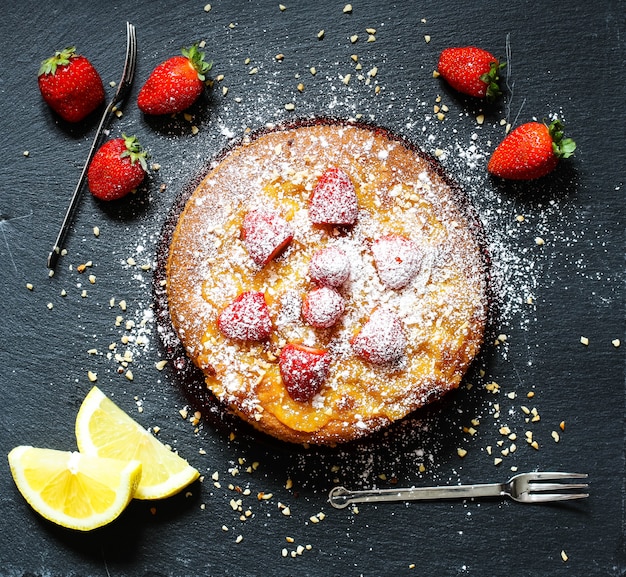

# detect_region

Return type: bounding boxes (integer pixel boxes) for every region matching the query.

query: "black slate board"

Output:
[0,1,624,576]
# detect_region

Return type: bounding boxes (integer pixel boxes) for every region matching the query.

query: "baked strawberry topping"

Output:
[217,291,272,341]
[241,209,294,266]
[372,234,422,289]
[351,307,407,365]
[302,286,345,328]
[279,343,331,402]
[308,246,351,287]
[309,167,358,225]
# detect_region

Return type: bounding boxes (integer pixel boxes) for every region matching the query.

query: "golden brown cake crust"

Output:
[166,120,488,445]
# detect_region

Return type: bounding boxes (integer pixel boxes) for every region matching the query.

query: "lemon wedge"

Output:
[8,446,141,531]
[75,386,200,500]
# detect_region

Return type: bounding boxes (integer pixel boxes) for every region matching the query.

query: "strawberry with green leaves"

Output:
[38,46,105,122]
[137,45,212,115]
[487,119,576,180]
[87,135,148,200]
[437,46,505,101]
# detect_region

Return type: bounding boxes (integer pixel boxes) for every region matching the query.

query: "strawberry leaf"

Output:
[479,60,506,102]
[38,46,76,76]
[120,134,149,171]
[548,119,576,159]
[181,44,213,81]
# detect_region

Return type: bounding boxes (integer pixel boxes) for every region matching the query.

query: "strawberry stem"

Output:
[479,60,506,102]
[121,134,149,171]
[548,119,576,159]
[39,46,76,76]
[181,44,213,81]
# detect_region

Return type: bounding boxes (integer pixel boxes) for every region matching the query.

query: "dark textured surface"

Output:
[0,0,624,576]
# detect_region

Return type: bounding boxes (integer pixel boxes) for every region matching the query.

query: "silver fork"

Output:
[47,22,138,270]
[328,472,589,509]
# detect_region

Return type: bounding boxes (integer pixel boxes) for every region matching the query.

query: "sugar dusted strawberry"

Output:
[87,134,148,201]
[38,46,105,122]
[302,286,345,328]
[487,119,576,180]
[309,167,358,226]
[137,44,212,115]
[351,308,406,365]
[279,343,331,402]
[437,46,504,101]
[242,209,294,266]
[372,234,421,289]
[217,291,272,341]
[308,246,351,287]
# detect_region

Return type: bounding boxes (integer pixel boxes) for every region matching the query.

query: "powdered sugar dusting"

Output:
[165,121,488,444]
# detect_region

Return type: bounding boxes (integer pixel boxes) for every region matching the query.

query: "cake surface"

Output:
[166,120,488,445]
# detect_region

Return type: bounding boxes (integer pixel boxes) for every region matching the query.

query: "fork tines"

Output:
[528,472,589,502]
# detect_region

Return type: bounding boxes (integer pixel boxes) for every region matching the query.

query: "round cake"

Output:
[165,120,488,445]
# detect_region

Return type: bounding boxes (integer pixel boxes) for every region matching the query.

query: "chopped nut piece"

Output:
[457,448,467,458]
[204,3,212,11]
[284,102,295,111]
[87,371,97,382]
[26,283,33,291]
[93,226,100,237]
[424,35,431,43]
[350,34,359,43]
[535,236,545,246]
[561,550,568,562]
[612,339,621,347]
[317,30,325,40]
[343,4,352,13]
[580,336,589,346]
[156,360,168,371]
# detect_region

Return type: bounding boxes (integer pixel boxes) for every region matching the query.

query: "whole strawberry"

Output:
[487,119,576,180]
[87,135,148,200]
[137,44,212,115]
[38,46,105,122]
[437,46,504,101]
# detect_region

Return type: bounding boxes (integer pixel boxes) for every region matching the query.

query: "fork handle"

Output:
[328,482,505,509]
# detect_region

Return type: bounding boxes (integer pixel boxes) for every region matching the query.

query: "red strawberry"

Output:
[302,286,345,328]
[437,46,504,100]
[38,46,105,122]
[308,246,351,287]
[137,44,212,115]
[372,234,422,290]
[217,291,273,341]
[309,167,358,226]
[351,308,406,365]
[279,343,331,402]
[87,134,148,201]
[241,209,294,266]
[487,119,576,180]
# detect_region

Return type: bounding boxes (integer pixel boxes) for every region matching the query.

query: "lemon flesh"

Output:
[8,446,141,531]
[75,386,200,500]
